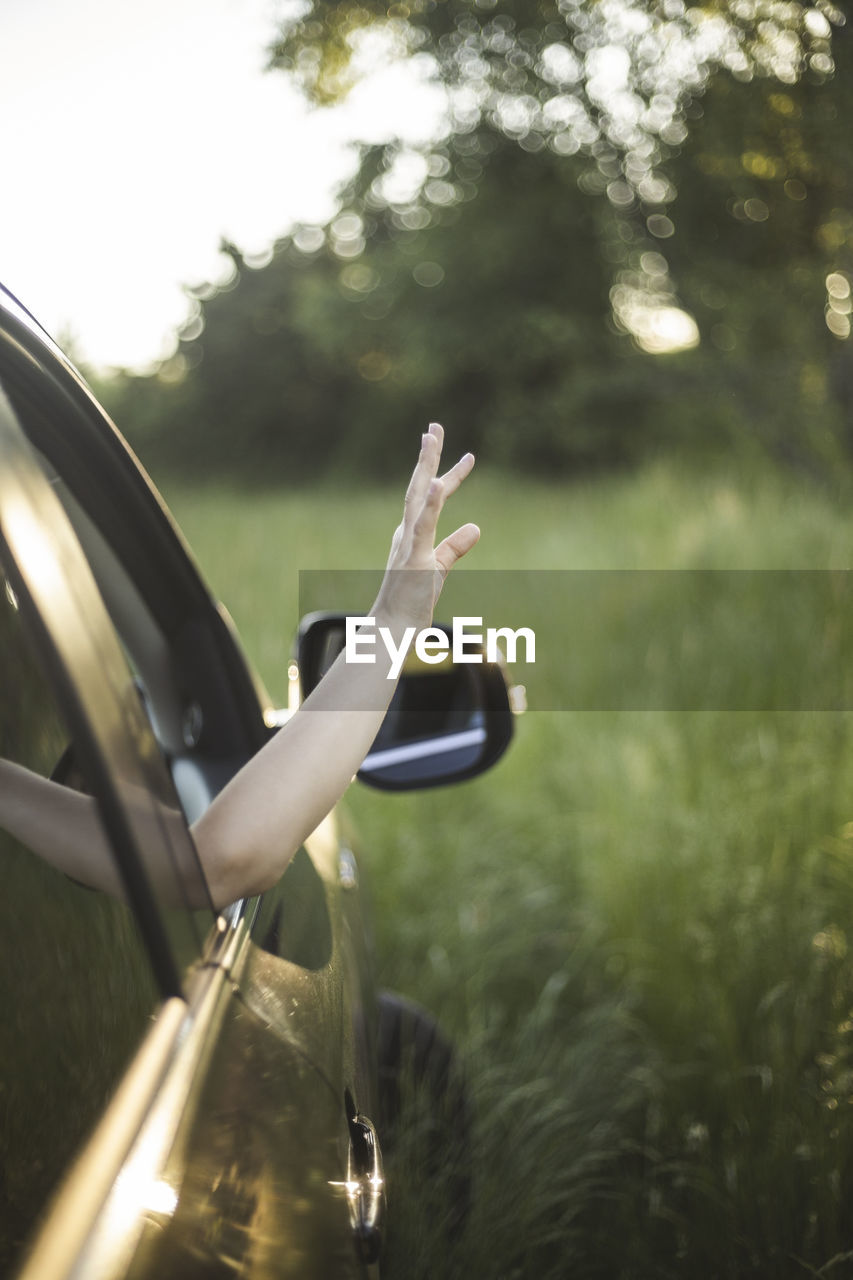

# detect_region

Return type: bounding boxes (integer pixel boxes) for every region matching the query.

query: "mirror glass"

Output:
[298,616,493,789]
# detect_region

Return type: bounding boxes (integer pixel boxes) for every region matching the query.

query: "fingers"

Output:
[411,476,445,553]
[435,522,481,578]
[403,422,443,520]
[406,423,476,562]
[438,450,475,500]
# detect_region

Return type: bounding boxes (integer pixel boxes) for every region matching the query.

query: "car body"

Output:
[0,286,513,1279]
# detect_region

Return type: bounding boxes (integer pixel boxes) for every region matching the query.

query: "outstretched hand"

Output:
[373,422,480,634]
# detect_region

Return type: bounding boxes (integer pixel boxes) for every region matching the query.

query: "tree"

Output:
[105,0,853,483]
[264,0,852,473]
[658,13,853,471]
[109,141,664,480]
[268,0,842,238]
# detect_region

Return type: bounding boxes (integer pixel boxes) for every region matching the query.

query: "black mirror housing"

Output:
[296,612,514,791]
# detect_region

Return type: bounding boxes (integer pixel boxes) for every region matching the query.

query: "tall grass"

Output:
[164,462,853,1277]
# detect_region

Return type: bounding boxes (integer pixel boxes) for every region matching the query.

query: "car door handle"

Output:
[347,1113,385,1264]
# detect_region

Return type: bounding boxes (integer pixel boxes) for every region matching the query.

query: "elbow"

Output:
[190,803,305,912]
[195,836,297,913]
[206,867,285,914]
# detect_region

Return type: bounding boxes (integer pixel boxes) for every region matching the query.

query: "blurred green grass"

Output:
[164,462,853,1277]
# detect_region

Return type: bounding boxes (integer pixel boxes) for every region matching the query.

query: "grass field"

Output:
[164,462,853,1278]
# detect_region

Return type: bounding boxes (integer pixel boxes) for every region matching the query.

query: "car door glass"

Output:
[0,570,160,1278]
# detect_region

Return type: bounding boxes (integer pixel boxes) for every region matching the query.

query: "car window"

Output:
[0,362,248,917]
[43,469,216,805]
[0,565,160,1277]
[0,345,269,906]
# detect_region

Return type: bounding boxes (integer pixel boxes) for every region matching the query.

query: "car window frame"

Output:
[0,379,211,991]
[0,284,284,897]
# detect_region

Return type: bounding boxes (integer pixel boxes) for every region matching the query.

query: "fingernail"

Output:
[428,422,442,435]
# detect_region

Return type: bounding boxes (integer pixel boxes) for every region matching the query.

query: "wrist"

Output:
[371,566,435,638]
[369,599,417,643]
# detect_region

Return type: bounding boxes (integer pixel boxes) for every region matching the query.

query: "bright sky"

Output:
[1,0,446,370]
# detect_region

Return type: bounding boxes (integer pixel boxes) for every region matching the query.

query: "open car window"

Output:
[0,381,216,961]
[0,321,271,893]
[38,466,214,810]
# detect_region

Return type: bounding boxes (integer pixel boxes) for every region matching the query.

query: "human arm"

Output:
[0,756,126,897]
[192,422,480,907]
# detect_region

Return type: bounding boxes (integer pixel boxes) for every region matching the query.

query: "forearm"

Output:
[191,613,405,906]
[0,642,402,911]
[0,758,214,908]
[0,758,126,898]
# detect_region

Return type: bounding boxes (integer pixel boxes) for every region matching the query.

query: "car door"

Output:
[0,293,382,1277]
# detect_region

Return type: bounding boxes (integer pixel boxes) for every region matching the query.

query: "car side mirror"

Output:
[296,612,515,791]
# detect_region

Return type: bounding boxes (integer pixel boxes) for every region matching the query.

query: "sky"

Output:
[1,0,446,370]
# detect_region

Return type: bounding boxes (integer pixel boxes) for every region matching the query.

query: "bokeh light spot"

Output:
[293,226,326,254]
[826,310,850,340]
[744,198,770,222]
[826,273,850,300]
[647,214,675,239]
[412,261,445,287]
[632,306,699,354]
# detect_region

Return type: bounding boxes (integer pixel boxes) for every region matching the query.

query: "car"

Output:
[0,285,514,1279]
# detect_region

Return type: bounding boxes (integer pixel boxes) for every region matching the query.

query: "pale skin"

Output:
[0,424,479,910]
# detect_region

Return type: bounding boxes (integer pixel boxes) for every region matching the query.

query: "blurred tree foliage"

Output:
[103,0,853,483]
